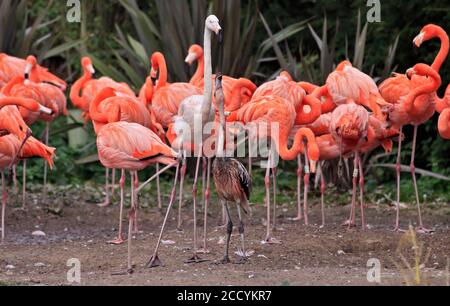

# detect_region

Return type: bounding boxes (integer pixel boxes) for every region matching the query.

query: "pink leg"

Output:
[345,153,358,228]
[248,136,253,175]
[1,171,6,244]
[98,168,110,207]
[199,158,211,253]
[201,157,207,209]
[320,162,326,228]
[22,160,27,209]
[394,127,404,232]
[293,155,303,221]
[146,164,180,268]
[42,122,49,202]
[186,148,206,263]
[410,126,431,233]
[132,172,139,234]
[358,155,366,230]
[156,163,162,211]
[177,155,187,231]
[303,151,310,226]
[126,171,137,274]
[111,168,116,198]
[264,152,280,244]
[108,169,125,245]
[12,165,17,195]
[272,167,277,230]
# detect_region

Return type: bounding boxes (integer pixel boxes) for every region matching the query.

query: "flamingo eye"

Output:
[19,126,23,132]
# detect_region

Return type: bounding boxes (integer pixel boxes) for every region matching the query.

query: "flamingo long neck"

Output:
[191,53,204,85]
[0,97,39,111]
[406,68,442,113]
[1,76,23,95]
[275,127,312,161]
[296,95,322,125]
[143,77,154,106]
[89,90,112,123]
[70,67,92,111]
[435,84,450,113]
[431,28,449,72]
[201,28,213,124]
[228,79,256,111]
[154,53,168,90]
[438,109,450,139]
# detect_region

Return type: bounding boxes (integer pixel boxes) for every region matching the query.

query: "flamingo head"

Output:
[150,52,164,79]
[82,57,95,74]
[206,15,221,35]
[413,24,443,47]
[185,44,203,65]
[336,60,352,71]
[24,55,37,78]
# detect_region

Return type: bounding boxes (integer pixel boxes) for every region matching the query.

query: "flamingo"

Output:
[89,87,159,241]
[435,84,450,140]
[0,97,52,244]
[1,76,67,200]
[380,62,444,233]
[0,54,66,90]
[185,44,257,113]
[212,74,252,264]
[169,15,221,262]
[96,117,178,274]
[330,103,370,229]
[230,94,319,241]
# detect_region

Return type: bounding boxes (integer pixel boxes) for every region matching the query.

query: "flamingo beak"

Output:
[310,160,317,174]
[150,68,157,79]
[24,63,32,78]
[87,64,95,74]
[413,32,425,47]
[214,25,222,35]
[406,68,415,79]
[184,52,197,65]
[38,104,53,115]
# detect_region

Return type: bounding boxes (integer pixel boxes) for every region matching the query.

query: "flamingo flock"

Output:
[0,16,448,273]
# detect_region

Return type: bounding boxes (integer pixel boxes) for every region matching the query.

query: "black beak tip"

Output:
[218,30,223,43]
[24,73,29,79]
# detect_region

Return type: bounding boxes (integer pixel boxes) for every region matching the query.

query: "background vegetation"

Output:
[1,0,449,202]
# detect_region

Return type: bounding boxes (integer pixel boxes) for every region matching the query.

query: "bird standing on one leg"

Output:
[212,74,252,264]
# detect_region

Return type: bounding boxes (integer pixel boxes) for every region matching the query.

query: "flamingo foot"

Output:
[107,237,125,245]
[392,227,406,233]
[290,215,302,222]
[146,255,163,268]
[342,219,356,228]
[185,254,209,264]
[112,265,135,275]
[416,227,434,234]
[97,201,110,208]
[261,237,281,245]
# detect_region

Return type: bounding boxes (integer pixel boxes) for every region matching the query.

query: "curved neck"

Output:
[0,97,40,112]
[153,53,168,90]
[276,128,315,161]
[143,77,154,106]
[201,28,213,123]
[228,79,256,111]
[406,69,442,113]
[431,29,449,72]
[70,68,92,110]
[298,81,318,94]
[190,54,204,85]
[296,95,322,125]
[438,109,450,139]
[1,76,23,95]
[435,84,450,113]
[89,89,114,123]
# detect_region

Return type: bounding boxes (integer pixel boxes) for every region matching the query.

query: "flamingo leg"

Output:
[42,122,49,202]
[394,127,404,232]
[303,150,310,226]
[156,163,162,211]
[320,162,326,228]
[12,165,17,195]
[236,204,248,263]
[410,126,431,233]
[186,147,207,263]
[1,171,6,244]
[264,151,280,244]
[200,158,211,253]
[201,157,206,209]
[346,153,359,229]
[248,136,252,174]
[126,171,137,274]
[108,169,125,245]
[132,172,139,234]
[272,166,277,230]
[22,160,27,210]
[293,155,303,221]
[358,153,366,230]
[218,202,232,264]
[146,164,180,268]
[98,168,110,207]
[177,152,187,231]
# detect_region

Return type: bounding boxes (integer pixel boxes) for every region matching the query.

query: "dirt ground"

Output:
[0,184,449,286]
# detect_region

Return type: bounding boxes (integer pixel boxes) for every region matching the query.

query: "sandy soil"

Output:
[0,184,449,286]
